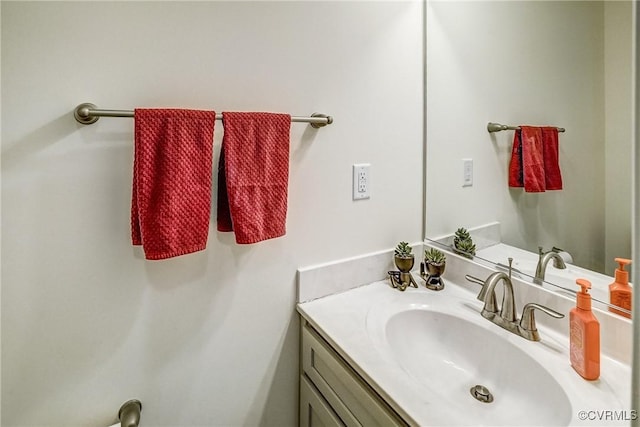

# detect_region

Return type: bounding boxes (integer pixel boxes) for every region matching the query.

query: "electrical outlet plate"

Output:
[353,163,371,200]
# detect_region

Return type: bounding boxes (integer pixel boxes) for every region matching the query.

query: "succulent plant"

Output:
[424,248,446,265]
[394,241,413,258]
[454,238,476,258]
[453,227,477,258]
[453,227,472,247]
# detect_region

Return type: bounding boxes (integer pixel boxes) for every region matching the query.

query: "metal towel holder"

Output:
[74,103,333,128]
[487,122,565,133]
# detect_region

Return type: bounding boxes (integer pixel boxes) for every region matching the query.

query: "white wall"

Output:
[604,1,633,275]
[1,2,423,426]
[426,1,619,273]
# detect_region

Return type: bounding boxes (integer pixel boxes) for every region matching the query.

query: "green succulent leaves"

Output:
[394,241,413,258]
[453,227,476,258]
[424,247,446,265]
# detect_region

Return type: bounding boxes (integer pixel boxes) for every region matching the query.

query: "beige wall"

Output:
[1,2,424,425]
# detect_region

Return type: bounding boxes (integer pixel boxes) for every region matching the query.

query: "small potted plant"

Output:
[424,247,446,272]
[455,238,476,259]
[394,241,414,269]
[390,241,418,290]
[422,247,446,290]
[453,227,471,248]
[453,227,476,259]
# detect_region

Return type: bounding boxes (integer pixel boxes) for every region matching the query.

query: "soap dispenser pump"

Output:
[570,278,600,380]
[609,258,632,318]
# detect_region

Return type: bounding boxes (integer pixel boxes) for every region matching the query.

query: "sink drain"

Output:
[470,385,494,403]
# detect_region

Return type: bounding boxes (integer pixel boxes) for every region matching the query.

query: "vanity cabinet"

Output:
[299,320,407,427]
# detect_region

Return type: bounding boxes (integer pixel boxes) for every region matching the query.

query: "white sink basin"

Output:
[384,308,571,426]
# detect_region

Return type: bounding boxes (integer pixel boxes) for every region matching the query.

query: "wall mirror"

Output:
[424,0,633,316]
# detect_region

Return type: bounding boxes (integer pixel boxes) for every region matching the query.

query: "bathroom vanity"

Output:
[299,320,406,426]
[297,247,633,427]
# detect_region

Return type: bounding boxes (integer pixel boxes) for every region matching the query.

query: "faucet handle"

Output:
[472,273,500,313]
[465,274,484,286]
[465,274,497,312]
[519,303,564,341]
[552,254,567,269]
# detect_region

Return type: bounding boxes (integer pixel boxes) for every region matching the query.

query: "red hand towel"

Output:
[541,126,563,190]
[217,112,291,244]
[508,126,545,192]
[132,109,216,260]
[508,129,524,188]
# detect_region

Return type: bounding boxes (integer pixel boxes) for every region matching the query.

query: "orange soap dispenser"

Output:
[609,258,632,318]
[570,278,600,380]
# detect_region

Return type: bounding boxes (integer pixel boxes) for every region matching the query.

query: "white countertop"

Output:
[298,279,632,426]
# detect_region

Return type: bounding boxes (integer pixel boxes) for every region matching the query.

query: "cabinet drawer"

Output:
[300,375,345,427]
[302,322,406,427]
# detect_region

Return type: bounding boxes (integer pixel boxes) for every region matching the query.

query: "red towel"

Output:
[132,109,216,260]
[508,126,546,193]
[508,129,524,188]
[541,126,563,190]
[217,112,291,244]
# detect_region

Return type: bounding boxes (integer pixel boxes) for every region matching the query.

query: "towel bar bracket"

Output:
[74,103,99,125]
[487,122,516,133]
[118,399,142,427]
[309,113,333,128]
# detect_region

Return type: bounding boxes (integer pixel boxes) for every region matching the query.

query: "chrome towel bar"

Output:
[74,103,334,128]
[487,122,565,133]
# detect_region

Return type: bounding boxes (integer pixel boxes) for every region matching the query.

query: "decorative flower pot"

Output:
[389,255,418,291]
[422,260,445,291]
[426,261,445,277]
[394,255,415,273]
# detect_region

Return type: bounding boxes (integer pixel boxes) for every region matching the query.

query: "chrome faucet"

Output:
[476,266,516,323]
[534,246,567,285]
[466,258,564,341]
